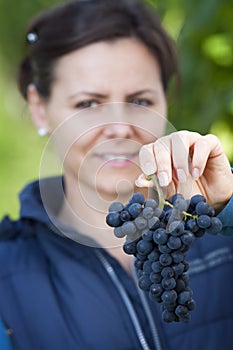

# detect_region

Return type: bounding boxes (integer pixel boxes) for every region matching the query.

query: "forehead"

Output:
[52,38,162,92]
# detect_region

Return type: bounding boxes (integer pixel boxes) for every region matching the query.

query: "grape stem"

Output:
[146,173,198,220]
[147,174,165,209]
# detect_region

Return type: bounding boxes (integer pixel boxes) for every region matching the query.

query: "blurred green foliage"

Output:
[0,0,232,218]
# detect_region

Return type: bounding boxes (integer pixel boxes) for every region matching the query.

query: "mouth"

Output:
[94,152,138,167]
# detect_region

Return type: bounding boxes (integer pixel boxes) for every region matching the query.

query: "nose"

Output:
[101,103,134,138]
[103,122,134,138]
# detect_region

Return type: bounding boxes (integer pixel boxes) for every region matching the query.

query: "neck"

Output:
[57,174,134,246]
[57,174,149,273]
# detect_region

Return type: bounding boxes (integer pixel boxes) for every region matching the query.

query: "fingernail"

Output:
[192,167,200,180]
[135,179,142,187]
[177,169,187,183]
[143,162,155,176]
[135,174,153,188]
[157,171,169,187]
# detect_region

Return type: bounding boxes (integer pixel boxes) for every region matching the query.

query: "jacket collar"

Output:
[19,176,64,224]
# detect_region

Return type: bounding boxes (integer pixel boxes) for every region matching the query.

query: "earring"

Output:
[38,128,48,137]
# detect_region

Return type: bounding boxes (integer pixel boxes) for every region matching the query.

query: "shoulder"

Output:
[218,195,233,237]
[0,216,46,278]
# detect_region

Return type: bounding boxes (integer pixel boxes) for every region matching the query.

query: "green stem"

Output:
[146,174,198,221]
[147,174,165,209]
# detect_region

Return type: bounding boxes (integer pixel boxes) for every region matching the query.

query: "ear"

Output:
[27,84,50,133]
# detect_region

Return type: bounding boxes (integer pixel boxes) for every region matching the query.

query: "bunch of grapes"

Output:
[106,191,222,323]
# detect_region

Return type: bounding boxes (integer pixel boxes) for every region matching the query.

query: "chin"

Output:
[94,177,136,201]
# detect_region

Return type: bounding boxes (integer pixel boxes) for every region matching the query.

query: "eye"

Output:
[131,98,153,107]
[75,100,99,109]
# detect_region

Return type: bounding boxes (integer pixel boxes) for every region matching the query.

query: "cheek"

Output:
[138,116,167,144]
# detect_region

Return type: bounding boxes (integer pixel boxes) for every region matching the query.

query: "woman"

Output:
[0,0,232,349]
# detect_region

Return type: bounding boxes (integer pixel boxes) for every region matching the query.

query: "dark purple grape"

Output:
[172,263,185,276]
[149,283,163,299]
[186,299,196,311]
[180,273,189,286]
[148,216,160,230]
[178,290,192,305]
[171,251,185,264]
[123,241,137,255]
[141,230,153,241]
[152,261,163,273]
[136,252,148,261]
[129,192,145,204]
[108,201,124,212]
[147,249,160,262]
[161,267,174,278]
[195,201,210,215]
[162,277,176,290]
[134,216,148,230]
[159,253,173,266]
[106,212,122,227]
[143,260,153,274]
[137,240,153,255]
[194,228,205,238]
[138,274,151,291]
[161,301,177,312]
[205,217,222,235]
[180,231,195,246]
[171,193,184,205]
[144,198,158,209]
[158,244,172,254]
[183,261,189,272]
[190,194,205,207]
[120,210,131,222]
[121,221,137,238]
[162,309,176,323]
[168,221,184,236]
[175,278,186,293]
[185,218,199,233]
[134,259,144,271]
[162,290,177,304]
[150,272,162,283]
[173,197,189,212]
[197,214,211,229]
[154,208,164,218]
[128,203,142,218]
[163,208,173,223]
[208,206,215,217]
[142,207,154,219]
[113,226,125,238]
[175,305,190,322]
[153,228,168,245]
[167,236,182,250]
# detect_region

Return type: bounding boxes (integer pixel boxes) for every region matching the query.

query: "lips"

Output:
[93,152,139,168]
[95,152,138,161]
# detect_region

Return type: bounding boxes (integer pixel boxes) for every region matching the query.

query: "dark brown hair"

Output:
[18,0,178,100]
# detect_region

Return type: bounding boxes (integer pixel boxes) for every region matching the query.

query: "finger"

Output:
[152,136,173,187]
[191,134,223,178]
[139,144,157,176]
[135,173,154,188]
[171,132,191,183]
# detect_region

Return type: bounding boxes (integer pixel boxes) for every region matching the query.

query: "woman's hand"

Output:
[136,131,233,212]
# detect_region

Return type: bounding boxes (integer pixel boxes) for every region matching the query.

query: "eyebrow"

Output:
[69,89,157,100]
[127,89,157,98]
[69,91,108,100]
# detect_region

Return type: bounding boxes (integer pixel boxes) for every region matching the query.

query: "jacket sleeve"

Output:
[217,195,233,237]
[0,320,12,350]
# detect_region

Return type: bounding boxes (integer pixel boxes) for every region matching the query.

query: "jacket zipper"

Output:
[94,249,163,350]
[133,271,163,350]
[47,223,163,349]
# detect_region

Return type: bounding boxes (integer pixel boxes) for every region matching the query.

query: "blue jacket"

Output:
[0,177,233,350]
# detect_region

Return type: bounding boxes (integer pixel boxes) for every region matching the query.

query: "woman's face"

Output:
[32,38,167,198]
